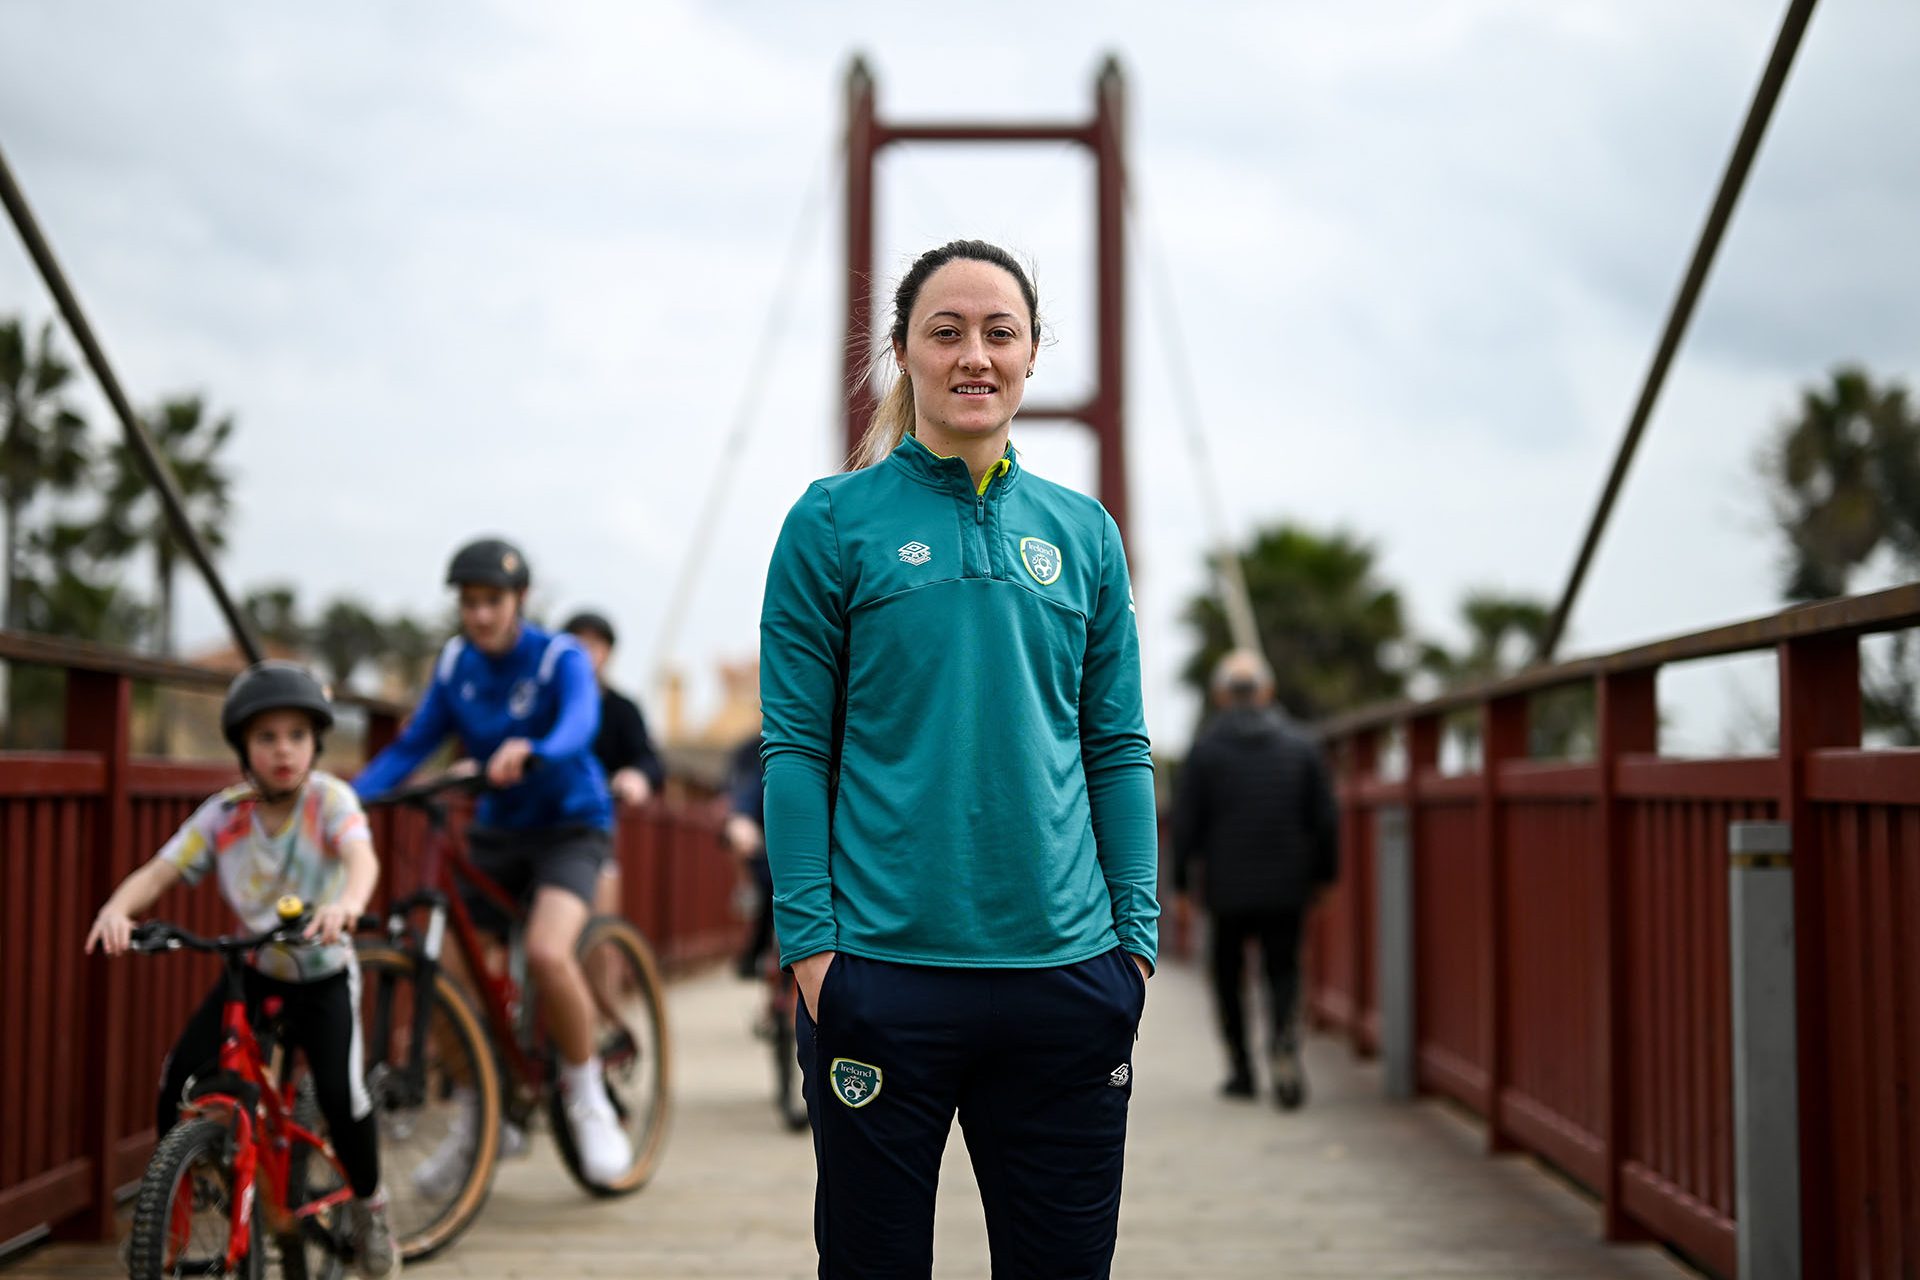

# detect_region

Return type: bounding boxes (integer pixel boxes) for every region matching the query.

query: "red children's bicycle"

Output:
[126,896,359,1280]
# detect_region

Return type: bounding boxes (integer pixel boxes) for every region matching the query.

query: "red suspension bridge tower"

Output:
[839,56,1133,545]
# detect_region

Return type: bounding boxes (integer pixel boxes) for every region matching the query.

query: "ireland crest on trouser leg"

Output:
[1019,536,1062,586]
[829,1058,883,1108]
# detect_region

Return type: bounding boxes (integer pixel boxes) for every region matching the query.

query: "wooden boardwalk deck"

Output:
[11,961,1696,1279]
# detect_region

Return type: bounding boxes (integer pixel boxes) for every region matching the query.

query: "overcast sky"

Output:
[3,0,1916,752]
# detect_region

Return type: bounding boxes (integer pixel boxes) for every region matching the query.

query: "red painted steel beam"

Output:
[65,670,130,1240]
[1778,633,1859,1275]
[1481,695,1528,1149]
[841,59,878,465]
[1321,581,1920,739]
[1598,670,1656,1243]
[837,56,1131,544]
[1092,57,1130,546]
[876,123,1097,147]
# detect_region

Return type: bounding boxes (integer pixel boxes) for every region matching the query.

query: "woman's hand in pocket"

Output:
[794,950,837,1021]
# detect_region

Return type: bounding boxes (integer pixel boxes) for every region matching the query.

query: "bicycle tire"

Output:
[773,1009,809,1132]
[547,915,673,1196]
[128,1117,263,1280]
[280,1077,346,1280]
[355,944,503,1262]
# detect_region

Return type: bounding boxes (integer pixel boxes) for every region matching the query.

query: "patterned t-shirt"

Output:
[158,771,370,981]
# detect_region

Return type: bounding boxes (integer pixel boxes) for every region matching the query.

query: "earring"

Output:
[1025,368,1034,378]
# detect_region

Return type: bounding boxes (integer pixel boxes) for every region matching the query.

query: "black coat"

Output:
[593,687,666,790]
[1171,705,1338,913]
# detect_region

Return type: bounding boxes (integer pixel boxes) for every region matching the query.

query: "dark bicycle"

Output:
[358,770,672,1259]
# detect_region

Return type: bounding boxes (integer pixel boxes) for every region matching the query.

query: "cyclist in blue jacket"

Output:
[355,537,631,1187]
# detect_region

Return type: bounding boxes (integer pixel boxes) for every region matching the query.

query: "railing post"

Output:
[364,707,400,760]
[1727,820,1801,1280]
[1378,713,1440,1100]
[1597,669,1656,1242]
[1480,694,1527,1150]
[65,668,132,1240]
[1777,634,1858,1275]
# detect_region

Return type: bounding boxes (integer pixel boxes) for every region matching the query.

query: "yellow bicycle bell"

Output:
[276,895,306,923]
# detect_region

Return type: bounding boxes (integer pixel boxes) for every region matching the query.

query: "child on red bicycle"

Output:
[86,661,399,1279]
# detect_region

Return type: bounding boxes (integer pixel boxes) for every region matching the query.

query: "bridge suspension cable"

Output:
[0,141,264,663]
[1538,0,1819,661]
[648,153,828,705]
[1124,177,1264,663]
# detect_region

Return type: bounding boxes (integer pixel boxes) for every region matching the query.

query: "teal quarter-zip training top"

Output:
[759,436,1159,972]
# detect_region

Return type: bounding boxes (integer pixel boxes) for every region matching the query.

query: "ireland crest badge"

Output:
[830,1058,883,1109]
[1019,536,1062,586]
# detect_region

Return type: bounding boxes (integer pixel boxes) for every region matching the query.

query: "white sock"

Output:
[559,1055,606,1106]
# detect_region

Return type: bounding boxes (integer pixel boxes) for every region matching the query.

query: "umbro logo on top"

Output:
[898,541,932,566]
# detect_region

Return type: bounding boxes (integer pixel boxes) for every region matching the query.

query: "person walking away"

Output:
[86,662,401,1277]
[762,239,1158,1279]
[355,538,631,1189]
[562,610,667,919]
[1171,648,1339,1109]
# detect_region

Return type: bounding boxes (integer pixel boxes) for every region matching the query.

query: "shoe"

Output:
[410,1088,478,1201]
[499,1118,528,1159]
[1220,1070,1256,1100]
[1272,1047,1307,1111]
[346,1187,401,1278]
[563,1075,633,1185]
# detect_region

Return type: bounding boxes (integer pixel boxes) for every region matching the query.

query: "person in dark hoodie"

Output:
[1172,648,1339,1109]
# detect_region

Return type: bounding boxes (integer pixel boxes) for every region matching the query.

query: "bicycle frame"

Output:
[375,797,551,1106]
[173,954,354,1271]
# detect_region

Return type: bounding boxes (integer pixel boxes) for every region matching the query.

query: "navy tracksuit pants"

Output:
[796,947,1146,1280]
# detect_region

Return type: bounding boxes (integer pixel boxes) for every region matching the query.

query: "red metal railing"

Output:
[1306,584,1920,1278]
[0,632,739,1249]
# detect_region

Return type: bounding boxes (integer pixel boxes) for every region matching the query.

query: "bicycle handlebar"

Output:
[363,758,542,809]
[129,918,311,956]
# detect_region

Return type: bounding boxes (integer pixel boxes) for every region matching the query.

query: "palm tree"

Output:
[1760,366,1920,741]
[1419,591,1590,758]
[382,613,440,694]
[242,583,306,651]
[1761,367,1919,601]
[0,317,92,630]
[1181,523,1408,723]
[91,395,235,655]
[313,598,383,691]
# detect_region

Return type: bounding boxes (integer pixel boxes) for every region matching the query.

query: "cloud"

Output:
[3,0,1915,748]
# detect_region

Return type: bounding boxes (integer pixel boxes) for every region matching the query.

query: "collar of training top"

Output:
[891,434,1021,498]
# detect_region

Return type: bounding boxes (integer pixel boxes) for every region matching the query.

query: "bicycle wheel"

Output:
[128,1117,263,1280]
[280,1077,347,1280]
[548,915,672,1196]
[355,944,503,1262]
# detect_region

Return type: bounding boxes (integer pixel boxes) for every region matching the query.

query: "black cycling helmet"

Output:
[562,610,617,647]
[447,537,530,591]
[221,660,335,756]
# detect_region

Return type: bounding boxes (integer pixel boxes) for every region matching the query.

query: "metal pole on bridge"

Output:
[0,141,264,664]
[1727,820,1801,1280]
[1538,0,1819,661]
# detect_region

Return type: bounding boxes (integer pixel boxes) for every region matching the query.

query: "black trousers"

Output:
[797,948,1146,1280]
[157,964,380,1197]
[1208,907,1304,1067]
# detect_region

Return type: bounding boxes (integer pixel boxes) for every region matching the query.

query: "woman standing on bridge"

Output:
[760,238,1158,1278]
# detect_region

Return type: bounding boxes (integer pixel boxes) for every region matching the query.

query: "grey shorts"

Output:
[463,824,611,936]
